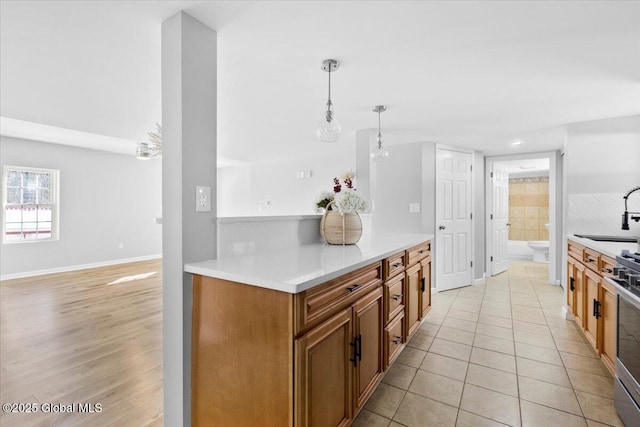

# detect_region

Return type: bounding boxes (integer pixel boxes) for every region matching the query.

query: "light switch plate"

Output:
[196,186,211,212]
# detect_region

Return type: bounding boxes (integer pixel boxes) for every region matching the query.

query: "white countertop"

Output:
[184,233,433,294]
[567,234,638,259]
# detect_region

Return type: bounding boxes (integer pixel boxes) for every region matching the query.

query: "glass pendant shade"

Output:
[370,105,390,161]
[317,111,341,143]
[136,143,151,160]
[317,59,340,143]
[370,143,390,162]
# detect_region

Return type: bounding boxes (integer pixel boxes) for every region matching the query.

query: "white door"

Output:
[435,148,473,292]
[490,164,509,275]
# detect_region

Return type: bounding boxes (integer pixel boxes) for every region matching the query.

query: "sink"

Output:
[574,234,638,243]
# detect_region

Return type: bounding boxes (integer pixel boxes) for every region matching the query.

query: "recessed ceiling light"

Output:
[511,140,523,146]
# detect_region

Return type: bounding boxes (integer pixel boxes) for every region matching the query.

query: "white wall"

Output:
[565,115,640,237]
[217,150,355,216]
[0,136,161,278]
[373,142,424,233]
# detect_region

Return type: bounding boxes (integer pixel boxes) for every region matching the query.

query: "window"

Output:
[2,166,59,243]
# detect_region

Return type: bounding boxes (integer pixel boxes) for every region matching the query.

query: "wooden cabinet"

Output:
[295,308,353,427]
[352,288,384,410]
[600,279,617,374]
[583,268,601,349]
[405,263,422,338]
[566,239,618,376]
[420,257,432,318]
[404,242,432,340]
[192,240,432,427]
[567,256,585,326]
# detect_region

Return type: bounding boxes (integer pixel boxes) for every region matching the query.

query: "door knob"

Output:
[439,225,446,230]
[507,223,511,226]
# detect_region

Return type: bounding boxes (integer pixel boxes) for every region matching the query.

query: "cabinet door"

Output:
[583,268,600,351]
[573,260,586,327]
[567,257,576,316]
[295,308,353,427]
[405,263,421,339]
[420,257,432,318]
[353,288,383,410]
[600,280,616,375]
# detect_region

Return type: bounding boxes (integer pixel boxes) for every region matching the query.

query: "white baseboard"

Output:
[0,254,162,281]
[473,275,487,286]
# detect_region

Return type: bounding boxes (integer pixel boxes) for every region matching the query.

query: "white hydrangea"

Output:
[334,188,369,214]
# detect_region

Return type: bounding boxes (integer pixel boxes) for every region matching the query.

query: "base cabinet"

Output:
[193,240,431,427]
[295,308,354,427]
[566,240,617,376]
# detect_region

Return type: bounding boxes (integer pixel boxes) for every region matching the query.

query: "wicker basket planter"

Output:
[320,202,362,245]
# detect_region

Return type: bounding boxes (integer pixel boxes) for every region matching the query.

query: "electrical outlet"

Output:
[409,203,420,213]
[196,186,211,212]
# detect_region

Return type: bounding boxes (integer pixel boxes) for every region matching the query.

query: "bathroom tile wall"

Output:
[509,177,549,241]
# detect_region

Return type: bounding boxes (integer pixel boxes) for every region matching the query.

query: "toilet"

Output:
[527,241,550,262]
[528,224,550,263]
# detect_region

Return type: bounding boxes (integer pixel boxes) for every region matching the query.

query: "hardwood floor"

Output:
[0,259,163,427]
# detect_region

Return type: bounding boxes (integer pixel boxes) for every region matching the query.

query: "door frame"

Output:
[485,151,561,285]
[434,143,475,292]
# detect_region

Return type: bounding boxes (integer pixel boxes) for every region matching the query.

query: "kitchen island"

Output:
[185,233,433,427]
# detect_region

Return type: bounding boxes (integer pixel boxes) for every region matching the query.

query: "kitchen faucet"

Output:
[622,185,640,230]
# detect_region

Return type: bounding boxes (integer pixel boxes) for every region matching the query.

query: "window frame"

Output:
[2,165,60,244]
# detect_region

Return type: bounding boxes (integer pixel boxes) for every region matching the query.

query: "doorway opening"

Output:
[486,152,561,285]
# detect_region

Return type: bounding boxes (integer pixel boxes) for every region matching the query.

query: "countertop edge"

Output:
[566,234,637,259]
[184,234,433,294]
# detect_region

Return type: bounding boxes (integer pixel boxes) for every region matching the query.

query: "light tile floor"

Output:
[353,261,625,427]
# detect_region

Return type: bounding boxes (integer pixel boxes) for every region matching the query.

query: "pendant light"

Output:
[370,105,390,162]
[317,59,341,143]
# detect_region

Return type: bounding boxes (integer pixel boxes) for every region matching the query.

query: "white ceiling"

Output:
[1,1,639,162]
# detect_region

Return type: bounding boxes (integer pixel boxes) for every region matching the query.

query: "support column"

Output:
[162,11,217,427]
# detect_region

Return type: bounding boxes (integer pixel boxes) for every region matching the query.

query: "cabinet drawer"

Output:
[384,312,405,367]
[384,274,405,324]
[568,240,585,261]
[383,251,406,281]
[407,242,430,266]
[600,255,616,279]
[295,262,382,335]
[583,248,600,273]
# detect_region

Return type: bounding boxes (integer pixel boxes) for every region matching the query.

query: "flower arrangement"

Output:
[315,170,369,214]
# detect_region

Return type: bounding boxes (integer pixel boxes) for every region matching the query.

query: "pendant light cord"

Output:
[377,110,382,148]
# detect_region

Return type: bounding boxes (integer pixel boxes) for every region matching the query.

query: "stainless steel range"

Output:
[612,250,640,426]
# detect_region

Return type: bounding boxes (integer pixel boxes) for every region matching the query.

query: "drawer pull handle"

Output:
[603,268,613,274]
[392,294,403,301]
[392,262,403,268]
[392,336,402,345]
[586,258,595,263]
[347,284,361,293]
[418,249,426,254]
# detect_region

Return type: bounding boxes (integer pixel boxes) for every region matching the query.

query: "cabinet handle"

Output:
[392,262,403,268]
[356,335,362,362]
[349,339,358,367]
[586,258,595,263]
[570,277,575,292]
[421,277,426,292]
[603,268,613,274]
[418,249,427,254]
[392,294,403,301]
[392,336,402,345]
[593,299,602,319]
[347,284,361,293]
